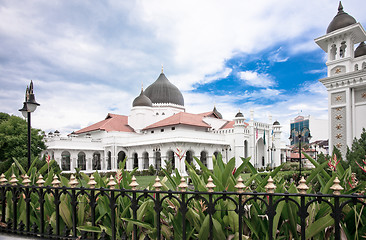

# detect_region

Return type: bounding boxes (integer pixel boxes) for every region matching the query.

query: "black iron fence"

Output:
[0,175,365,240]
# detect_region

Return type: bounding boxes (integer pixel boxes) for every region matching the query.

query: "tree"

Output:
[0,112,46,173]
[346,128,366,181]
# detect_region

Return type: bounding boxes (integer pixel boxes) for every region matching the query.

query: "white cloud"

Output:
[239,71,275,88]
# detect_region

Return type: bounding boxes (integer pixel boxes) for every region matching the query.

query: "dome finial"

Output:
[338,1,343,12]
[161,64,164,73]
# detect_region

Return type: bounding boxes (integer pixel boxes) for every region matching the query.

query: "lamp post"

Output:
[289,127,311,182]
[19,81,40,171]
[267,144,276,169]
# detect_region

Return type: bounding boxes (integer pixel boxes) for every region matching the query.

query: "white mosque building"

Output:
[45,69,284,174]
[316,2,366,157]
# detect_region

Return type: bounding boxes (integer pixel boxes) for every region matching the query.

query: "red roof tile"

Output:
[143,112,211,130]
[75,113,134,134]
[220,121,249,129]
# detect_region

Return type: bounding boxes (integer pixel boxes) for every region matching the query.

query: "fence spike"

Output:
[265,176,276,193]
[52,175,61,188]
[88,175,97,189]
[153,176,162,191]
[0,173,8,185]
[36,174,45,187]
[69,174,78,188]
[129,175,139,190]
[235,176,246,193]
[107,175,117,190]
[206,176,216,193]
[22,174,31,186]
[330,177,344,195]
[9,174,18,186]
[178,177,188,192]
[297,177,309,194]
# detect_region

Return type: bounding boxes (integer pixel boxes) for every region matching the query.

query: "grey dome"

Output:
[327,2,356,34]
[235,111,244,118]
[273,120,280,126]
[355,42,366,58]
[133,89,152,107]
[144,73,184,106]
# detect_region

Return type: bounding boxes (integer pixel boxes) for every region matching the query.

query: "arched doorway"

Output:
[213,151,219,160]
[118,151,126,169]
[143,152,149,169]
[200,151,207,167]
[155,151,161,170]
[185,150,194,170]
[107,151,111,170]
[61,151,71,171]
[256,138,265,168]
[93,152,101,170]
[133,153,138,169]
[167,150,175,169]
[77,152,86,170]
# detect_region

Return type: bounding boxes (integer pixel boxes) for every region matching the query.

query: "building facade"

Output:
[45,70,283,175]
[315,2,366,157]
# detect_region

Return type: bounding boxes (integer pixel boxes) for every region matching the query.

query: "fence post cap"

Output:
[265,176,276,193]
[69,174,78,188]
[22,174,31,186]
[52,175,61,188]
[297,177,309,194]
[88,175,97,189]
[107,175,117,189]
[235,176,246,193]
[153,176,163,191]
[330,177,344,195]
[10,174,18,186]
[129,175,139,190]
[36,174,45,187]
[206,176,216,192]
[178,177,188,192]
[0,174,7,185]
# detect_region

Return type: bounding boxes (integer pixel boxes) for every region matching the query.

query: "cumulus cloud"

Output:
[239,71,275,88]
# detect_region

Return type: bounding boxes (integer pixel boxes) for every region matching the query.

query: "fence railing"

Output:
[0,174,365,240]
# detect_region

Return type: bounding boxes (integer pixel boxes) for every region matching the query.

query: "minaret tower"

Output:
[315,2,366,157]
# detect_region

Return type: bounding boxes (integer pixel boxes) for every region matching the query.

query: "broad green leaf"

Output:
[306,214,334,239]
[197,215,210,239]
[121,217,154,231]
[77,225,102,233]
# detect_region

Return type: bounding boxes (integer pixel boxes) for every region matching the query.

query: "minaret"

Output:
[315,2,366,157]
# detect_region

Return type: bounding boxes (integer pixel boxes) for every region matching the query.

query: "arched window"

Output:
[330,44,336,60]
[133,153,138,169]
[118,151,126,169]
[155,151,161,170]
[93,152,101,170]
[61,151,71,171]
[200,151,207,167]
[244,140,248,158]
[355,64,359,71]
[213,151,219,160]
[143,152,149,169]
[107,151,111,170]
[340,41,346,58]
[362,62,366,69]
[77,152,86,170]
[167,150,175,169]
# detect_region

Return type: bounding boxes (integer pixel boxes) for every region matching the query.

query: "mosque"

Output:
[45,68,284,174]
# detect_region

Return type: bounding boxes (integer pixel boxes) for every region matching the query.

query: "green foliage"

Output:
[346,128,366,181]
[0,112,46,173]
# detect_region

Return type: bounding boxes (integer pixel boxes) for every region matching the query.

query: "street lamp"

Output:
[267,144,276,169]
[19,81,40,171]
[289,127,311,182]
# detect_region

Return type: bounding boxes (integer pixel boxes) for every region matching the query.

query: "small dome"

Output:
[144,73,184,106]
[213,106,223,119]
[326,2,356,34]
[132,89,152,107]
[273,120,280,126]
[355,42,366,58]
[54,130,60,134]
[235,111,244,118]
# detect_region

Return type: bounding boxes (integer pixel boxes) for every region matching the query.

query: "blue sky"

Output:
[0,0,365,140]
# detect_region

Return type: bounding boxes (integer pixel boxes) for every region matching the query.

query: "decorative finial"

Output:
[161,64,164,73]
[22,174,31,186]
[129,175,139,190]
[178,177,188,192]
[107,175,117,189]
[69,175,78,188]
[52,175,61,188]
[297,177,309,194]
[0,174,7,185]
[88,175,97,189]
[206,176,216,192]
[10,174,18,186]
[330,177,344,195]
[265,176,276,193]
[235,176,246,193]
[26,86,30,101]
[153,176,163,191]
[338,1,343,12]
[36,174,45,187]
